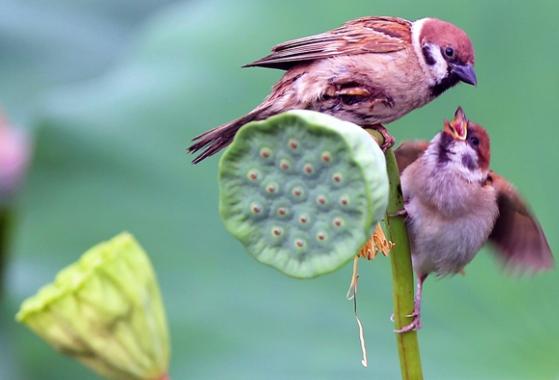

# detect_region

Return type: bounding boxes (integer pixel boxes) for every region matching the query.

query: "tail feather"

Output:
[188,110,268,164]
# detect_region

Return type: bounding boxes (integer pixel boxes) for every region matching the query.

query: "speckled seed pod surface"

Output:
[219,110,388,278]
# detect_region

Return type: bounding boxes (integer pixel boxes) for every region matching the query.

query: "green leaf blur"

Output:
[1,1,558,379]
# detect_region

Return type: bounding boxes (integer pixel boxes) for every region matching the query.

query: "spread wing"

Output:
[244,16,412,70]
[394,140,429,173]
[488,172,553,271]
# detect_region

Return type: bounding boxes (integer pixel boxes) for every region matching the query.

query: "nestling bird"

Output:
[189,16,477,163]
[393,107,553,332]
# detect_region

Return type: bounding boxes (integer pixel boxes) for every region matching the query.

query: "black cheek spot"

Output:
[430,72,460,98]
[422,46,436,66]
[437,133,452,164]
[461,154,477,171]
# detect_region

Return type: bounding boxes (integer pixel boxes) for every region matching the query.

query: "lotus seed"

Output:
[332,217,345,228]
[271,226,283,237]
[316,195,327,205]
[321,151,331,163]
[260,147,272,159]
[316,232,328,241]
[250,202,262,215]
[295,239,305,248]
[292,186,304,197]
[303,163,314,175]
[246,169,260,182]
[332,173,343,184]
[288,138,299,151]
[266,183,278,194]
[298,215,309,224]
[277,207,288,217]
[339,196,350,206]
[279,159,291,171]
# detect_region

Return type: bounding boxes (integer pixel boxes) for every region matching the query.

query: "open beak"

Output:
[451,63,477,86]
[444,106,468,141]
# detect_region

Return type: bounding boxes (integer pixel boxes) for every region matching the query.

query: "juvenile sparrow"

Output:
[189,16,477,163]
[394,107,553,332]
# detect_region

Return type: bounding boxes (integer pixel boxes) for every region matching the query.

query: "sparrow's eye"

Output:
[469,136,480,147]
[444,47,455,59]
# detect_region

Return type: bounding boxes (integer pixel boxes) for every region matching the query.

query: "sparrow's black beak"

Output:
[451,63,477,86]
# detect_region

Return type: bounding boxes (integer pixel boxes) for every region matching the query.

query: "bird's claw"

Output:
[406,311,419,318]
[394,315,422,333]
[365,124,395,151]
[376,124,395,151]
[379,134,395,152]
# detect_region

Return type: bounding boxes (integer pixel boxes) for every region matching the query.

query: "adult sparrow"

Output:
[394,107,553,332]
[189,16,477,163]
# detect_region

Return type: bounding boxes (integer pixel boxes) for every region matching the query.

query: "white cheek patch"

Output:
[411,20,450,87]
[424,135,485,183]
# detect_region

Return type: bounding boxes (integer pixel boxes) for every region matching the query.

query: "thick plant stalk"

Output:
[0,207,11,295]
[367,130,423,380]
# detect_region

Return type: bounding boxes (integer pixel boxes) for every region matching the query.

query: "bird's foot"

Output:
[394,274,427,333]
[394,314,422,333]
[371,125,395,151]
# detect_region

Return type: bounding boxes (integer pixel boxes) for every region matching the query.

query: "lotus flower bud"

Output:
[16,233,170,380]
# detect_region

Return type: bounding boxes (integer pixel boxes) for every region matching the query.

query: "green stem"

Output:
[385,149,423,380]
[367,130,423,380]
[0,206,11,296]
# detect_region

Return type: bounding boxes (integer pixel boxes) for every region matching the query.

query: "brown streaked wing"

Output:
[244,17,412,70]
[394,140,429,173]
[488,172,553,271]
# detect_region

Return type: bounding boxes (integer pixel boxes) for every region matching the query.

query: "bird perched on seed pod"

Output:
[189,16,477,163]
[393,107,553,332]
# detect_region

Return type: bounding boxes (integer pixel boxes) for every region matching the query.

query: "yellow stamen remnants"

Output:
[358,223,395,260]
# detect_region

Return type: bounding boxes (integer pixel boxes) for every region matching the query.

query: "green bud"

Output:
[16,233,170,380]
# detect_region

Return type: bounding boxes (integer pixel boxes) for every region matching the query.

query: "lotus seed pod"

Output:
[219,110,389,278]
[16,233,170,380]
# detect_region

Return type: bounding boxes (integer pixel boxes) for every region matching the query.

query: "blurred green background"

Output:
[1,0,558,379]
